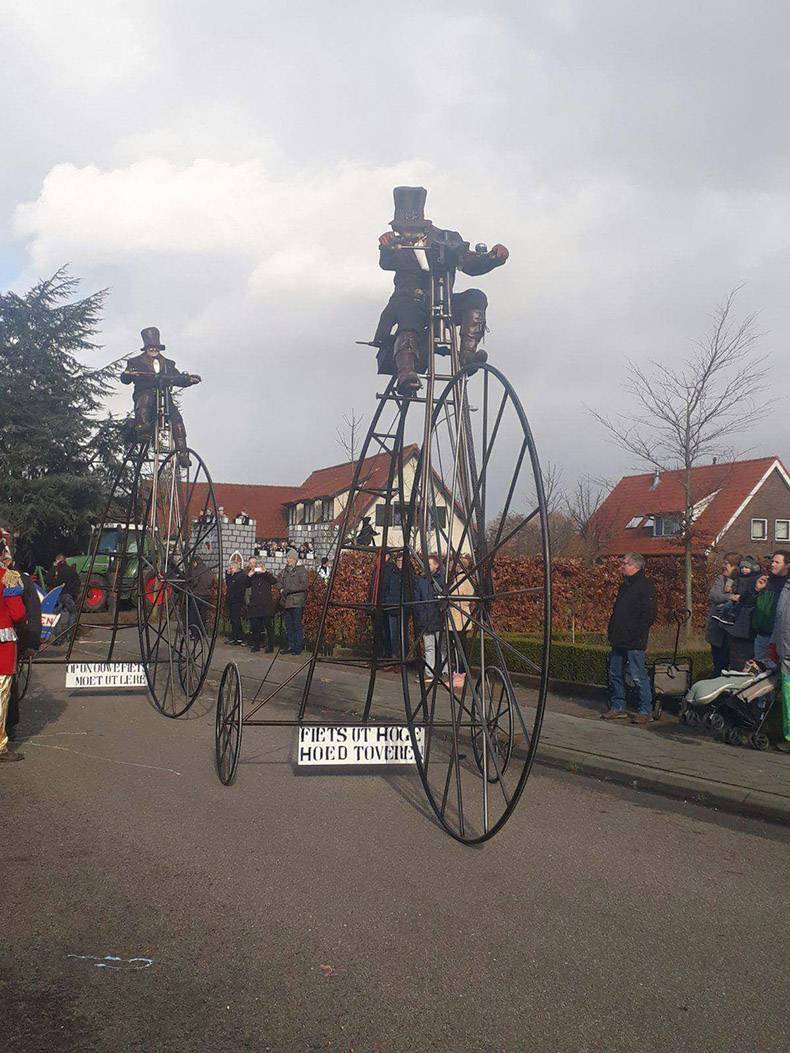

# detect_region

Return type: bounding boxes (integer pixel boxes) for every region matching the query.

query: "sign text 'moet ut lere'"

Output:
[66,663,148,689]
[297,725,425,766]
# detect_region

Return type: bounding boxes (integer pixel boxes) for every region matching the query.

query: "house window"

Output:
[625,516,643,529]
[751,518,768,541]
[321,498,333,522]
[375,503,405,528]
[774,519,789,542]
[429,506,447,530]
[654,514,681,537]
[287,505,296,526]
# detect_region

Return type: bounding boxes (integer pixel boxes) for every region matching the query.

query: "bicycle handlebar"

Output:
[123,372,201,385]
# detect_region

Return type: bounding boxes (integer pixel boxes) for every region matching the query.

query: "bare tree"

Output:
[335,409,366,464]
[487,460,576,557]
[565,475,614,563]
[591,285,768,628]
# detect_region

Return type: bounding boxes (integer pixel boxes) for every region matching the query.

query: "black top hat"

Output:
[140,326,165,351]
[391,186,430,232]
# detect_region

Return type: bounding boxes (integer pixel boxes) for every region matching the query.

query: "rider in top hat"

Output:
[120,327,201,469]
[372,187,509,395]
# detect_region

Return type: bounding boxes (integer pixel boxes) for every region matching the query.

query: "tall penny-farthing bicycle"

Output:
[215,245,551,845]
[33,374,222,719]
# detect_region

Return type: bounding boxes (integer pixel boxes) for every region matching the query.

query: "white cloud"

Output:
[3,1,789,489]
[13,157,438,299]
[2,0,160,88]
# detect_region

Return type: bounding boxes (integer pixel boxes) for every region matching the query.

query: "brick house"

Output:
[590,456,790,560]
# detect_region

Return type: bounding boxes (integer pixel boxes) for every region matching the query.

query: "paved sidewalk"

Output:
[536,707,790,824]
[49,633,790,824]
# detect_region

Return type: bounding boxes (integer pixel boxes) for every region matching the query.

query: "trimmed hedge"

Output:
[467,634,714,687]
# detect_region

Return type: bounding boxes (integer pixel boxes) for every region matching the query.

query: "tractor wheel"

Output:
[84,576,109,613]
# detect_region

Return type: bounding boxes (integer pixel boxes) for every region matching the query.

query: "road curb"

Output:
[534,742,790,826]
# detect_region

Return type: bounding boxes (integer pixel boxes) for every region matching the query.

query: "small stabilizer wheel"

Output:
[215,662,243,785]
[16,656,32,703]
[471,666,515,783]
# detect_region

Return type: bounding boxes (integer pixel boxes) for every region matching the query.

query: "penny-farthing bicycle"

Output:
[32,373,222,718]
[215,248,551,845]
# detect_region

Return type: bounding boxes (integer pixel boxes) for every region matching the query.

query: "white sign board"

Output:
[66,662,148,690]
[297,725,424,767]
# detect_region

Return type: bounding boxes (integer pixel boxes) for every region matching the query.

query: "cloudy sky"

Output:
[3,0,788,494]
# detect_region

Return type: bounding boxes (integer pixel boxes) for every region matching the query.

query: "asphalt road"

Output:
[3,660,788,1052]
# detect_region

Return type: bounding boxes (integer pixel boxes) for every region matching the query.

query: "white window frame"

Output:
[625,516,643,529]
[751,518,768,541]
[775,519,790,542]
[654,514,681,538]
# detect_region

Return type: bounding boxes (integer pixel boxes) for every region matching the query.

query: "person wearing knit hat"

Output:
[278,549,308,655]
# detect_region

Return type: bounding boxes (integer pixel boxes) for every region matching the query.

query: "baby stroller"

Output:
[680,666,778,751]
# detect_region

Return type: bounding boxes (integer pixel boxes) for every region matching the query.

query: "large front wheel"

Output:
[400,363,551,844]
[138,448,221,717]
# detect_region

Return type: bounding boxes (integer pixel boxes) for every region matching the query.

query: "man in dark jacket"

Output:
[224,555,247,645]
[603,553,657,725]
[381,551,404,658]
[120,327,201,469]
[52,554,80,602]
[278,549,308,656]
[752,551,789,665]
[246,558,278,653]
[186,555,214,637]
[51,553,80,638]
[372,186,509,395]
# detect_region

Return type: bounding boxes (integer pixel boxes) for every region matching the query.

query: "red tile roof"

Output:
[185,483,301,538]
[183,446,422,538]
[295,445,420,502]
[592,457,788,556]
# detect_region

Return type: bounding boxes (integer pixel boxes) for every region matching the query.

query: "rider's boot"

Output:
[458,308,488,372]
[133,392,156,440]
[172,420,191,469]
[394,330,422,396]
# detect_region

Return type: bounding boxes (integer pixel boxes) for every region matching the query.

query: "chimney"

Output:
[650,470,660,490]
[712,456,717,465]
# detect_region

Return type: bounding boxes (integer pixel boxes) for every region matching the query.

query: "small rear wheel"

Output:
[751,731,770,752]
[215,662,243,785]
[15,656,32,702]
[471,667,514,783]
[710,712,725,733]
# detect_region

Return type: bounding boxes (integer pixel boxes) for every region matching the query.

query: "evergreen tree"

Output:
[0,267,120,566]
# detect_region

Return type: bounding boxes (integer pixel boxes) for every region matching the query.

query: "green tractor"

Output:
[67,523,147,613]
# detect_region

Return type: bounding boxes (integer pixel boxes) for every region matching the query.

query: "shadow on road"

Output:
[15,678,68,742]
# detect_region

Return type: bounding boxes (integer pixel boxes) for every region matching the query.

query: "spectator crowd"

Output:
[600,549,790,753]
[3,527,789,763]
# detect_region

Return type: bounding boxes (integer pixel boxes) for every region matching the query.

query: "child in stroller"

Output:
[680,660,778,750]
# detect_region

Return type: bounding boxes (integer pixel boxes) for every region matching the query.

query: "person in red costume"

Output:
[0,541,27,762]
